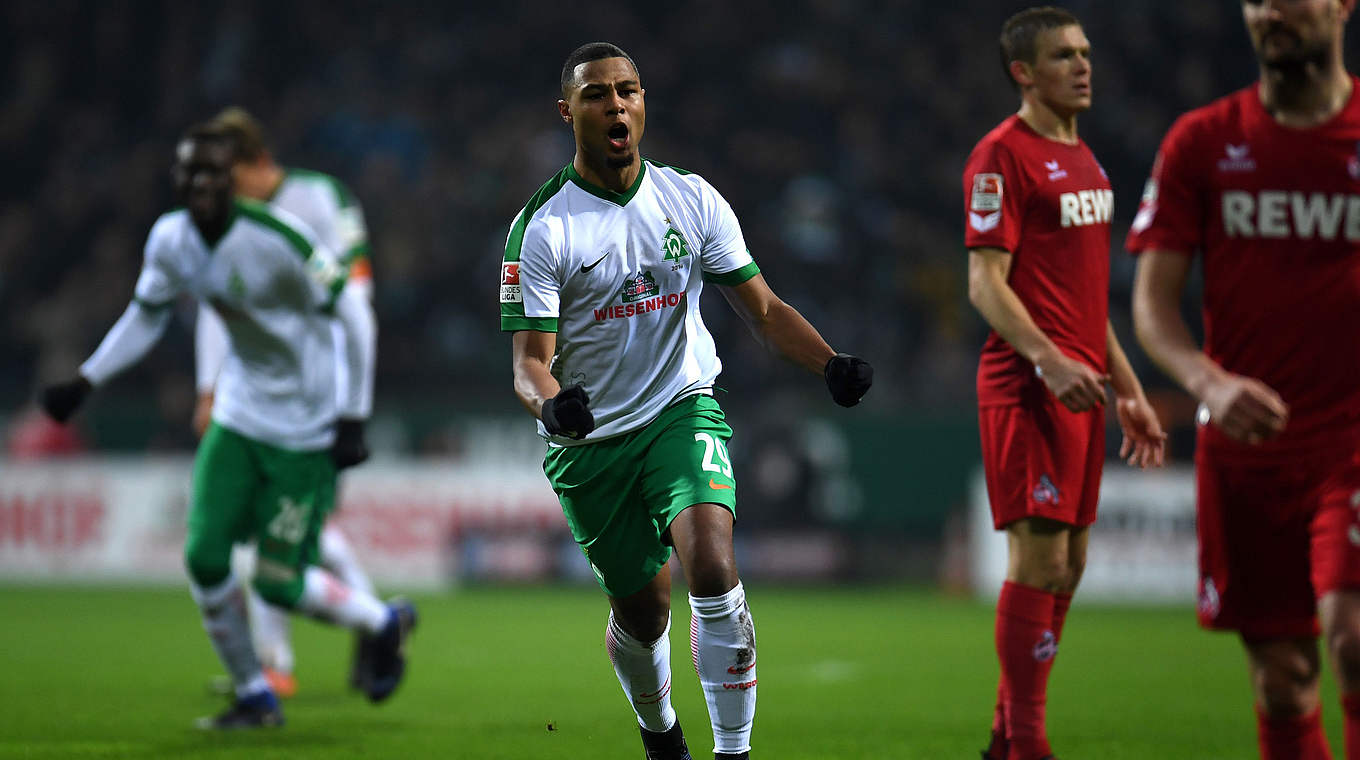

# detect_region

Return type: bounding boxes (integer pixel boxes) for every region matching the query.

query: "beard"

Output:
[1259,32,1330,77]
[606,152,636,170]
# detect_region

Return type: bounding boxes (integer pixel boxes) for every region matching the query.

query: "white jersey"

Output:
[96,200,357,451]
[500,159,759,444]
[197,168,374,407]
[270,168,369,271]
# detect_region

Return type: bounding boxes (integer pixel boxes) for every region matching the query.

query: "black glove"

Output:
[824,353,873,407]
[331,418,369,470]
[40,376,93,423]
[542,384,595,440]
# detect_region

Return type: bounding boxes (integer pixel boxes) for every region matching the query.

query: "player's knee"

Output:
[251,574,303,609]
[687,560,738,599]
[1328,628,1360,687]
[679,543,739,598]
[1040,559,1072,591]
[1015,559,1069,592]
[1065,556,1087,590]
[1253,653,1321,717]
[615,607,670,642]
[1257,678,1317,718]
[183,540,231,588]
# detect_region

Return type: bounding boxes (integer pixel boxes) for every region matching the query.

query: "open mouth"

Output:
[607,123,629,150]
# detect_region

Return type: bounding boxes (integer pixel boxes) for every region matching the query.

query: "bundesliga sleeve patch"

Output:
[1130,178,1159,234]
[500,262,522,304]
[971,173,1003,211]
[1140,178,1159,204]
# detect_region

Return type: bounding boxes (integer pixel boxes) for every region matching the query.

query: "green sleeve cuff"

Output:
[133,297,172,311]
[341,243,370,266]
[702,261,761,286]
[501,316,559,332]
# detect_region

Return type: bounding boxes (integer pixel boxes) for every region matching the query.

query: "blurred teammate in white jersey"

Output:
[196,107,379,698]
[40,123,415,729]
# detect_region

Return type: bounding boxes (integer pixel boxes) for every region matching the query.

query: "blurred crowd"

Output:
[0,1,1319,455]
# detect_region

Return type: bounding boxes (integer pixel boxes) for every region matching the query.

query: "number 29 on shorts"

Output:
[694,431,732,477]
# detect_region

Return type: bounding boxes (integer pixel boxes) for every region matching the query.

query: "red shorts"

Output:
[978,395,1105,530]
[1195,442,1360,639]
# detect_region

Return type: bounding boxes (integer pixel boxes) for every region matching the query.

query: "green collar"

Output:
[566,160,647,206]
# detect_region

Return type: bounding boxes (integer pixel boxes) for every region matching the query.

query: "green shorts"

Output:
[543,394,738,597]
[185,422,336,604]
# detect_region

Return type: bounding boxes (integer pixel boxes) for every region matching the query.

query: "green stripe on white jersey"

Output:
[133,202,350,451]
[271,168,370,267]
[501,159,759,445]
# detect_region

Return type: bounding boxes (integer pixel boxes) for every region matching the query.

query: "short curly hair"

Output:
[560,42,638,98]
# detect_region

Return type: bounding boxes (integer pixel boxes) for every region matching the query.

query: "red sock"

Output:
[1256,706,1332,760]
[1052,592,1073,641]
[993,591,1071,759]
[986,683,1006,758]
[1343,693,1360,759]
[996,581,1057,760]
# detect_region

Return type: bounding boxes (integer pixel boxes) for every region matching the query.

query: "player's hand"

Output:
[192,391,215,439]
[331,418,369,469]
[1035,351,1109,413]
[542,384,594,440]
[40,376,93,424]
[1115,396,1167,469]
[824,353,873,407]
[1199,372,1289,445]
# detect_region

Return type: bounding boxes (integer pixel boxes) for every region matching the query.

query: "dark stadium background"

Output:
[2,1,1344,575]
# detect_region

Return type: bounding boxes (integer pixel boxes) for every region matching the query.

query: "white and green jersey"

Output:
[269,168,369,271]
[196,168,374,413]
[81,199,369,452]
[501,159,759,445]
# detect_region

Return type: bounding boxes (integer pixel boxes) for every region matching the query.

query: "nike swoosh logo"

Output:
[580,251,612,273]
[709,478,732,490]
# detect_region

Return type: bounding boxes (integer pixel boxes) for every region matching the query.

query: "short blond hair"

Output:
[211,106,269,161]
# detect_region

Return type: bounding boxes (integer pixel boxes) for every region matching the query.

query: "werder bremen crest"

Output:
[229,268,247,301]
[661,226,693,261]
[619,270,659,303]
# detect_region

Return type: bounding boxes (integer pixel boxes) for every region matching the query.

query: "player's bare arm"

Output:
[718,273,871,407]
[716,273,835,374]
[192,393,214,437]
[511,330,561,418]
[511,329,594,439]
[1132,248,1289,444]
[1104,321,1167,468]
[967,246,1108,412]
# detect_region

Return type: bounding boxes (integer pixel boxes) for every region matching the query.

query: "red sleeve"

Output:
[963,139,1026,252]
[1125,113,1205,255]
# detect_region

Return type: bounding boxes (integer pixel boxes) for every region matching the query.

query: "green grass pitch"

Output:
[0,585,1343,758]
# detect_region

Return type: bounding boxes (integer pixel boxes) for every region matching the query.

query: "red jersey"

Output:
[1126,79,1360,463]
[964,115,1113,406]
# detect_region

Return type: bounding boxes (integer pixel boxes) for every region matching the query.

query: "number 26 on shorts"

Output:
[694,432,733,477]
